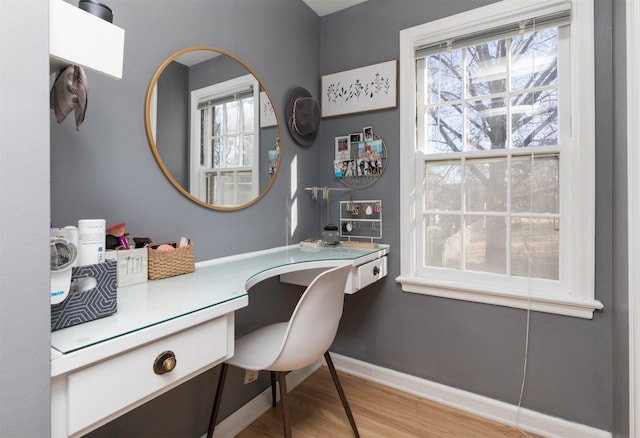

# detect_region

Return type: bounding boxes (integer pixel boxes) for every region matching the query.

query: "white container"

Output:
[77,219,106,266]
[104,248,148,287]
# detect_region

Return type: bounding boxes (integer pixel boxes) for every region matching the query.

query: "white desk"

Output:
[51,244,388,437]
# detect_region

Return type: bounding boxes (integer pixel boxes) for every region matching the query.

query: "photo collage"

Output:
[334,126,384,178]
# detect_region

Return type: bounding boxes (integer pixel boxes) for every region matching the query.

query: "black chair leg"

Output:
[207,363,229,438]
[324,352,360,438]
[277,371,292,438]
[271,370,277,407]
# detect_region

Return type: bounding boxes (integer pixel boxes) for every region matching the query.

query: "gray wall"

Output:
[50,0,322,436]
[35,0,626,436]
[320,0,618,433]
[0,0,51,436]
[157,61,189,187]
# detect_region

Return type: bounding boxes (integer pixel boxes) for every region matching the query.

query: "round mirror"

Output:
[145,46,282,210]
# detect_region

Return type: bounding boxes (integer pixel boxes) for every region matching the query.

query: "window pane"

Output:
[511,217,559,279]
[243,97,254,132]
[425,214,461,269]
[218,172,235,206]
[243,135,254,166]
[466,39,507,97]
[511,28,558,91]
[236,171,253,205]
[224,136,239,167]
[425,160,461,211]
[465,158,507,212]
[464,215,506,274]
[206,173,216,204]
[213,105,222,136]
[511,154,559,213]
[200,110,205,166]
[426,104,463,153]
[213,137,221,168]
[225,101,239,135]
[467,97,507,150]
[511,89,558,148]
[426,51,463,104]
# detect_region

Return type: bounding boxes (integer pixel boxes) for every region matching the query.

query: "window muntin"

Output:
[418,25,562,282]
[191,74,259,206]
[422,153,559,280]
[420,27,560,154]
[204,93,255,170]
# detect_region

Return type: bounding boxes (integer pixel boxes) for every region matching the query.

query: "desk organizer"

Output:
[148,243,195,280]
[340,200,382,240]
[51,260,117,331]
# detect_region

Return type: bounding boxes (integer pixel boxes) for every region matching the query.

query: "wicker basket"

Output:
[147,243,195,280]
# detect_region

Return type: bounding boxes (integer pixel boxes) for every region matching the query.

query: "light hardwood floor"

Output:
[236,366,541,438]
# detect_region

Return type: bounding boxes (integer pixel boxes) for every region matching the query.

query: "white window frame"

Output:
[190,74,260,205]
[397,0,602,319]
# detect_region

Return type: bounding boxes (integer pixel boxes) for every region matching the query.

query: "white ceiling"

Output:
[175,1,369,65]
[174,50,220,67]
[301,0,368,16]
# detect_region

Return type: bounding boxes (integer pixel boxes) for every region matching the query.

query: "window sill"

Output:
[395,276,603,319]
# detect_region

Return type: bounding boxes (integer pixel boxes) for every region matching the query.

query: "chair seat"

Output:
[227,322,288,371]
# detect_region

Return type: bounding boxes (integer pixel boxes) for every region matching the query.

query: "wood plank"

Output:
[236,366,541,437]
[340,241,379,248]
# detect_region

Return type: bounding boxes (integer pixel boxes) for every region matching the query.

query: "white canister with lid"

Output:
[77,219,106,266]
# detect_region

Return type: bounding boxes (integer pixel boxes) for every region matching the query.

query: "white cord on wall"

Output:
[515,153,536,438]
[516,254,533,438]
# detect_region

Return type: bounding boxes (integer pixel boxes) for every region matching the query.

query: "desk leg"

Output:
[51,375,68,438]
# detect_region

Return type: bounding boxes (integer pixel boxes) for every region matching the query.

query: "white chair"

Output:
[207,264,359,438]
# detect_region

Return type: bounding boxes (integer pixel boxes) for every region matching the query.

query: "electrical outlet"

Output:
[244,370,259,384]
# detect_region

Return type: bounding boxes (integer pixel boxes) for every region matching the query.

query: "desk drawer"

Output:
[66,317,228,436]
[354,256,387,291]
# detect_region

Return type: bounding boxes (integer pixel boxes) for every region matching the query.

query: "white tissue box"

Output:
[104,248,148,287]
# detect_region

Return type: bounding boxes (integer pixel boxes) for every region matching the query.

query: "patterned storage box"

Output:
[51,260,117,331]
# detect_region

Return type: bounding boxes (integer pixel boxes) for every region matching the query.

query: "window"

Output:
[190,74,259,207]
[397,0,602,318]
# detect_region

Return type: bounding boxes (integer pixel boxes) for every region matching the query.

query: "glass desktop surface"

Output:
[51,245,382,354]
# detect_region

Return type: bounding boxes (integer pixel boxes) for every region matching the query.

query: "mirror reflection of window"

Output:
[145,47,282,210]
[191,74,259,206]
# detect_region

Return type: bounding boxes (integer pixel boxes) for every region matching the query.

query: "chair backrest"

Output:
[268,264,352,371]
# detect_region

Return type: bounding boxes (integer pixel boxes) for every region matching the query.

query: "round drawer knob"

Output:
[153,350,177,375]
[373,266,380,276]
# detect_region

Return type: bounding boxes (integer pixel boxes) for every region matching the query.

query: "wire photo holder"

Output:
[334,130,387,188]
[259,91,277,127]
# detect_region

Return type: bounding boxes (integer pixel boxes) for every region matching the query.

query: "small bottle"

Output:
[321,224,340,246]
[77,219,106,266]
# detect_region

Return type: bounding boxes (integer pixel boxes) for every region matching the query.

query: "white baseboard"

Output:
[329,353,612,438]
[206,354,611,438]
[208,361,322,438]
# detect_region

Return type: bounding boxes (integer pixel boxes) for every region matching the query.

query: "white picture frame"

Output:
[259,91,277,127]
[335,135,350,161]
[321,60,397,118]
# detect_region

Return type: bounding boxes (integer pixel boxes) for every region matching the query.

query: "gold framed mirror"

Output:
[144,46,282,210]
